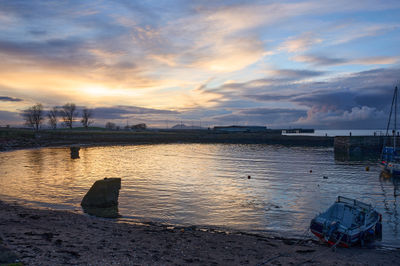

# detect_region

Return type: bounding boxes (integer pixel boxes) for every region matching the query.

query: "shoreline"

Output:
[0,128,333,152]
[1,200,399,265]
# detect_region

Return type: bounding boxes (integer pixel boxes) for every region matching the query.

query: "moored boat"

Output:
[310,196,382,247]
[381,86,400,176]
[380,147,400,175]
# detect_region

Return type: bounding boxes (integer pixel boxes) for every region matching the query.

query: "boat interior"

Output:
[317,198,379,231]
[320,202,364,229]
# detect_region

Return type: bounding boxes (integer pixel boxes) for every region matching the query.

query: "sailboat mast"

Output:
[395,86,398,150]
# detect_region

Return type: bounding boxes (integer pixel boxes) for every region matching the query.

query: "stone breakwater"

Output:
[0,128,333,151]
[333,135,392,161]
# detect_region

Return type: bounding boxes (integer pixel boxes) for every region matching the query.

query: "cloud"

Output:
[28,29,47,36]
[0,96,23,102]
[296,106,385,129]
[292,91,357,110]
[0,110,22,125]
[188,37,264,72]
[354,56,399,65]
[286,69,400,128]
[292,54,399,66]
[245,93,299,102]
[92,106,179,120]
[1,1,400,129]
[332,24,400,45]
[267,69,326,80]
[341,106,383,121]
[204,67,400,129]
[0,38,93,68]
[292,55,347,66]
[210,108,307,127]
[200,68,325,96]
[281,33,322,53]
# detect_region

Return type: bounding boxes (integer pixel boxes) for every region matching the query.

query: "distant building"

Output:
[171,124,203,130]
[282,128,314,134]
[213,125,267,132]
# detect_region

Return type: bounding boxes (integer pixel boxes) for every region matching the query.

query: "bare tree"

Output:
[60,103,77,129]
[81,108,93,129]
[131,123,147,131]
[22,103,44,131]
[105,122,116,130]
[47,107,58,130]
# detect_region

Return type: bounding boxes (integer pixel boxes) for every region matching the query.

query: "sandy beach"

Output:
[0,200,399,265]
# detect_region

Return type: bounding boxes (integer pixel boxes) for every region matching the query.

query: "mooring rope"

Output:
[295,226,312,245]
[296,231,345,266]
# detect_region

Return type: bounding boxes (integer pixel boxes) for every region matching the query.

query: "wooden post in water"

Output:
[70,146,80,159]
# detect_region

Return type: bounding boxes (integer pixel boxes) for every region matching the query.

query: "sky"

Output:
[0,0,400,129]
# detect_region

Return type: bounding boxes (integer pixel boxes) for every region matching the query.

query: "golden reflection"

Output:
[380,170,392,179]
[0,145,398,245]
[379,174,399,237]
[27,149,45,174]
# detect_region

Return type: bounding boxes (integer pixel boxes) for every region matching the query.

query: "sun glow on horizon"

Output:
[0,1,399,128]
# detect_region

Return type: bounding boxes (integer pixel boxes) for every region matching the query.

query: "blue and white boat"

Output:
[381,147,400,175]
[310,196,382,247]
[381,86,400,176]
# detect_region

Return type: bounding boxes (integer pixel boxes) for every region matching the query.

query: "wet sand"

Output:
[0,200,399,265]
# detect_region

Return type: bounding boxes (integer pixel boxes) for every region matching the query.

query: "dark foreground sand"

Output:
[0,200,399,266]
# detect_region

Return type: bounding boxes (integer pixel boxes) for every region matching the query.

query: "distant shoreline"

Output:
[0,128,333,152]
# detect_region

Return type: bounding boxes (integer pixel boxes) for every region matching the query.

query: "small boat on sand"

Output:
[310,196,382,247]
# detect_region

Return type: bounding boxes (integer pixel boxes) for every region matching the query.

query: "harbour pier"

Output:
[333,135,395,161]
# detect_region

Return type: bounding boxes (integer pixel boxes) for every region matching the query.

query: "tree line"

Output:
[22,103,93,131]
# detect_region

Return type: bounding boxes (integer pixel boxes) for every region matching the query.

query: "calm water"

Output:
[283,129,387,137]
[0,144,399,247]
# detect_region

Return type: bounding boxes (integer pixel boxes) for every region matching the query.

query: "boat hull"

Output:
[380,161,400,176]
[310,229,350,248]
[310,220,378,247]
[309,196,382,248]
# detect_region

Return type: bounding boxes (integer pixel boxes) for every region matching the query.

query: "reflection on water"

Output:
[379,174,399,238]
[0,144,399,247]
[82,205,120,218]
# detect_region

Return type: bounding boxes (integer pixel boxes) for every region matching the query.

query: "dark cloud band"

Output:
[0,96,23,102]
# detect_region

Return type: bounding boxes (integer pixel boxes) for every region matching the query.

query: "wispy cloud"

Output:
[332,24,400,45]
[92,105,179,120]
[0,96,23,102]
[267,69,326,80]
[292,55,347,66]
[1,1,400,128]
[281,33,322,53]
[354,56,399,65]
[292,54,399,66]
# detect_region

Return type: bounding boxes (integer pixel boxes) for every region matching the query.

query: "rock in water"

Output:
[81,178,121,208]
[81,178,121,218]
[82,205,120,218]
[70,146,80,159]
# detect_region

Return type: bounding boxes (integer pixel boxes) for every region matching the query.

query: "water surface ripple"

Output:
[0,144,399,246]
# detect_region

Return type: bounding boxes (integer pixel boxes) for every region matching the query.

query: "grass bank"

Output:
[0,128,333,151]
